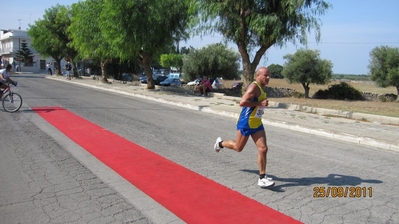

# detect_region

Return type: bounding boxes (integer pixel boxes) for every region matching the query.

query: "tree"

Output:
[193,0,331,93]
[282,49,333,98]
[69,0,112,82]
[101,0,191,89]
[28,5,67,75]
[182,43,240,81]
[57,5,79,77]
[268,64,284,79]
[368,46,399,101]
[15,40,34,69]
[160,54,184,71]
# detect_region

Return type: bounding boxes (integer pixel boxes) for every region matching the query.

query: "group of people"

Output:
[47,61,72,79]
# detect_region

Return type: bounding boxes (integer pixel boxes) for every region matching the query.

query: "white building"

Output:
[0,29,54,73]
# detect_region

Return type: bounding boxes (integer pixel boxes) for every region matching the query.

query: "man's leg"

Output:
[216,130,249,152]
[251,130,268,175]
[251,129,275,187]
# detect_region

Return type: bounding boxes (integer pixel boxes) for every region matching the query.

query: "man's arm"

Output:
[239,83,268,107]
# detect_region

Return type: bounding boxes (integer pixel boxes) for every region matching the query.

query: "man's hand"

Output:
[260,99,269,107]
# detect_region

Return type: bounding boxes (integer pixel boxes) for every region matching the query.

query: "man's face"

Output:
[257,68,270,85]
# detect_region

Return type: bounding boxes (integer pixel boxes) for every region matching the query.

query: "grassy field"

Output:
[221,79,399,118]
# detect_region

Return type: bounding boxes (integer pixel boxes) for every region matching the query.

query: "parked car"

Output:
[160,78,182,86]
[138,75,146,82]
[231,81,243,89]
[154,75,168,85]
[121,73,133,82]
[212,78,222,89]
[140,76,147,83]
[187,78,201,86]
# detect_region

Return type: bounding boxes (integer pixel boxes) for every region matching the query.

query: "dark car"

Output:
[140,75,168,85]
[138,75,146,82]
[154,75,168,85]
[231,82,243,89]
[140,76,147,83]
[160,78,182,86]
[121,73,133,82]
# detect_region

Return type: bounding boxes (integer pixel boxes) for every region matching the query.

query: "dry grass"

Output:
[221,79,399,118]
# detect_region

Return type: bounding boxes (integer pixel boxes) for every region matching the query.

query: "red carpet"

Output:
[33,106,301,224]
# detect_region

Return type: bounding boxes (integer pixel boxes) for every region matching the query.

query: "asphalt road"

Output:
[1,73,398,224]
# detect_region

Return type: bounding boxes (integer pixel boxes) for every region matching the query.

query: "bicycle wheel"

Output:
[2,92,23,113]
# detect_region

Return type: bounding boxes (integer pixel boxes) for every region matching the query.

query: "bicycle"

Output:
[1,82,22,113]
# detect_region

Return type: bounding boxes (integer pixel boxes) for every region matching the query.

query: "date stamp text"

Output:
[313,186,373,198]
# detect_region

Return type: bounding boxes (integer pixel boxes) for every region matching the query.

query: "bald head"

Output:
[255,66,270,86]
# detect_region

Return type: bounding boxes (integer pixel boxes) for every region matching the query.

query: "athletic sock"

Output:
[219,141,224,148]
[260,174,266,179]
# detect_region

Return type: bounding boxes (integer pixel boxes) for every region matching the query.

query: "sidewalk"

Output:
[46,75,399,152]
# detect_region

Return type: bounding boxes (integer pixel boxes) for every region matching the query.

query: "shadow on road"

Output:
[240,169,382,192]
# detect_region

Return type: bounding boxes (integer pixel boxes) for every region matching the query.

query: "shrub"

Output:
[313,82,364,100]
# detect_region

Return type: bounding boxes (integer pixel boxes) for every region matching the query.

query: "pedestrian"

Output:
[47,62,53,76]
[213,66,275,188]
[195,75,212,96]
[64,61,72,80]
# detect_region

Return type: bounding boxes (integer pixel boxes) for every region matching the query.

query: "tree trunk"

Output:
[139,51,154,89]
[55,60,62,76]
[396,86,399,102]
[302,83,310,98]
[70,60,78,78]
[100,58,110,83]
[237,41,271,94]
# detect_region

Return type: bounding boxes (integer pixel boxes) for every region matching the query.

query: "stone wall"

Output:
[361,92,397,102]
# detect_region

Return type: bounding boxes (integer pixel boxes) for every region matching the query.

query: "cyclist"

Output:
[0,64,17,93]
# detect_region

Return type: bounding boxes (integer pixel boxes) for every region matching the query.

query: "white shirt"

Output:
[0,69,10,83]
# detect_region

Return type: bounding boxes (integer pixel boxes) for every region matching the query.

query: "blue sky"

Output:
[5,0,399,75]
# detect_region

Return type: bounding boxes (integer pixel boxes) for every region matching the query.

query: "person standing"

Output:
[213,66,275,188]
[47,62,53,76]
[64,61,72,80]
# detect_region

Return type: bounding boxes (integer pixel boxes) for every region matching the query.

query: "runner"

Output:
[214,66,275,188]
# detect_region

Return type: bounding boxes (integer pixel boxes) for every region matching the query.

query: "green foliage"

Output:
[28,5,67,60]
[69,0,109,60]
[15,40,34,66]
[28,4,72,75]
[100,0,191,88]
[268,64,284,79]
[160,54,184,71]
[332,74,371,81]
[313,82,364,101]
[368,46,399,101]
[193,0,331,92]
[182,43,240,81]
[282,48,333,98]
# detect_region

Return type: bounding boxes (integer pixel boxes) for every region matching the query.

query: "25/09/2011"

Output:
[313,186,373,198]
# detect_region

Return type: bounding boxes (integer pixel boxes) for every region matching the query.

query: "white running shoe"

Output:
[258,177,275,188]
[264,175,273,181]
[214,137,222,152]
